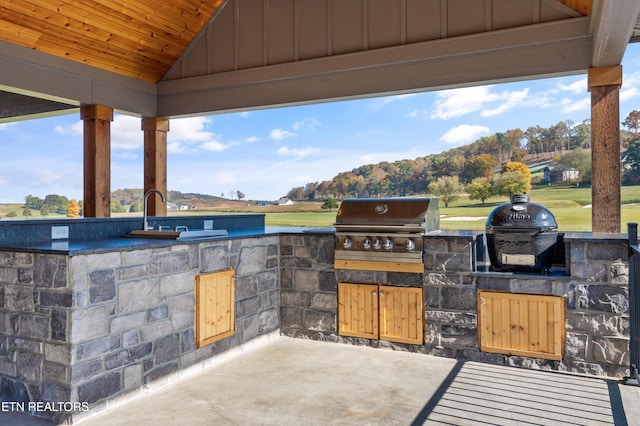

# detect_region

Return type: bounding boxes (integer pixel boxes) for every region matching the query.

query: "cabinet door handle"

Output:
[379,291,384,296]
[372,291,377,296]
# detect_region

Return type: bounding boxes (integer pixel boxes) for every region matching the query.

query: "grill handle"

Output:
[486,226,556,234]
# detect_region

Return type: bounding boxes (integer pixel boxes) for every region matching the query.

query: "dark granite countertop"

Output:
[562,232,629,243]
[0,227,336,255]
[424,229,483,240]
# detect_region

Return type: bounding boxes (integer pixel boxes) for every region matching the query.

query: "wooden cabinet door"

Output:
[338,282,379,339]
[478,290,565,360]
[195,269,235,348]
[379,286,424,345]
[338,283,424,344]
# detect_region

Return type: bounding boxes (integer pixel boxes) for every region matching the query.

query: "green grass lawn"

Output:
[438,185,640,231]
[265,212,336,227]
[3,185,640,232]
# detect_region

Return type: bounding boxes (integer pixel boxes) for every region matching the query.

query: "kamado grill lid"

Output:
[486,194,557,232]
[334,197,440,232]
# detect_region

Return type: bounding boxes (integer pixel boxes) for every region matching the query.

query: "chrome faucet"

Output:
[143,189,166,230]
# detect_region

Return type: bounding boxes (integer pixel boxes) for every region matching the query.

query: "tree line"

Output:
[287,111,640,202]
[11,189,225,218]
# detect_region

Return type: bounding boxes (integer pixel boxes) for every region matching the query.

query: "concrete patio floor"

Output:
[3,336,640,425]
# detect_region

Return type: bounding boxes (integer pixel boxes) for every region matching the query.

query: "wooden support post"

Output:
[589,66,622,233]
[142,117,169,216]
[81,104,113,218]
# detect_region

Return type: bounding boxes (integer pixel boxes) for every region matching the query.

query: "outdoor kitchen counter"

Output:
[0,226,335,254]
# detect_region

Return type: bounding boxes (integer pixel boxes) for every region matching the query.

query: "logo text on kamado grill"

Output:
[507,213,531,220]
[375,204,389,214]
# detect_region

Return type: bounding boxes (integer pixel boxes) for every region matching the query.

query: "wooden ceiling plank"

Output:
[35,42,155,81]
[559,0,591,16]
[0,0,226,82]
[0,11,176,76]
[101,0,204,39]
[2,3,178,65]
[18,0,187,56]
[34,33,169,79]
[0,18,41,47]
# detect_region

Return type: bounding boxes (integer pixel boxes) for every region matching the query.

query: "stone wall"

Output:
[280,233,337,339]
[0,235,279,423]
[565,237,630,378]
[280,231,632,379]
[0,252,71,419]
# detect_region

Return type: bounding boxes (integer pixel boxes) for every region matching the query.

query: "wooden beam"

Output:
[591,0,640,67]
[588,65,622,89]
[0,40,158,117]
[81,104,113,218]
[589,67,621,233]
[142,117,169,216]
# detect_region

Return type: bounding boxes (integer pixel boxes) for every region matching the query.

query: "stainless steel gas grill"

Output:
[334,198,440,272]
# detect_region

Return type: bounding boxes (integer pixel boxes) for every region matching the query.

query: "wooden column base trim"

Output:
[588,65,622,90]
[334,259,424,273]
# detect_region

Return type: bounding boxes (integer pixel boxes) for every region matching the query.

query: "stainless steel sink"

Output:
[128,229,228,240]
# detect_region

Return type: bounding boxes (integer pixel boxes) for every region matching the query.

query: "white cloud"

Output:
[0,175,7,186]
[481,89,529,117]
[563,97,590,113]
[431,86,498,119]
[431,86,530,119]
[111,115,143,150]
[167,117,231,153]
[246,136,260,143]
[54,120,82,135]
[270,128,297,140]
[557,78,587,94]
[621,86,640,102]
[440,124,491,145]
[408,109,428,118]
[368,93,416,111]
[200,140,228,152]
[169,117,213,142]
[167,141,189,154]
[292,117,320,130]
[277,146,320,157]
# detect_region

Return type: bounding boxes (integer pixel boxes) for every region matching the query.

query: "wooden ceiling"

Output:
[0,0,225,83]
[0,0,596,86]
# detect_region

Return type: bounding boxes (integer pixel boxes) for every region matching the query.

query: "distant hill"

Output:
[176,192,225,201]
[285,117,604,201]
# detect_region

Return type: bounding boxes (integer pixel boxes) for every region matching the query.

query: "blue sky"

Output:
[2,43,640,203]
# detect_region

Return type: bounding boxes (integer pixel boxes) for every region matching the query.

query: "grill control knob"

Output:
[343,238,352,250]
[363,239,371,249]
[405,239,415,251]
[373,238,382,250]
[383,238,393,250]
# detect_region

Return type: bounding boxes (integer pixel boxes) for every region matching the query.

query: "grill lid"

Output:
[334,197,440,232]
[486,194,557,232]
